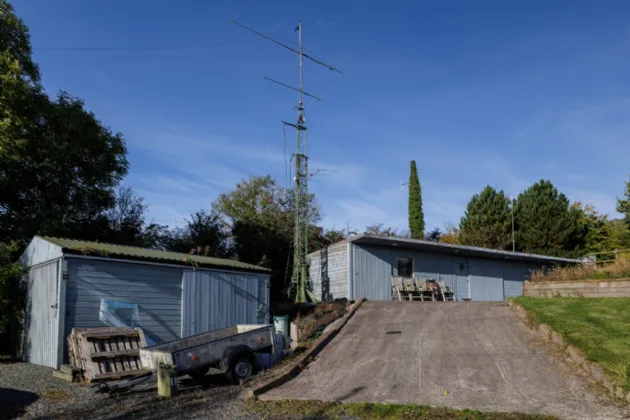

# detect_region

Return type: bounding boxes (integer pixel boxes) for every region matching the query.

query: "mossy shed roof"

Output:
[39,236,269,273]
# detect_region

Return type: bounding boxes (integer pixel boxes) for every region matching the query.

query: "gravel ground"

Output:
[0,363,270,420]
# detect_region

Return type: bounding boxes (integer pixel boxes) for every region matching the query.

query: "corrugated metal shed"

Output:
[20,236,271,369]
[40,236,269,273]
[309,234,578,303]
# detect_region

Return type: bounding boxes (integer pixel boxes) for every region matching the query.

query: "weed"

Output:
[41,388,71,402]
[247,399,556,419]
[531,253,630,282]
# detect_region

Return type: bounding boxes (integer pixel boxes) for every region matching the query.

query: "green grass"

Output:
[247,400,556,419]
[513,297,630,390]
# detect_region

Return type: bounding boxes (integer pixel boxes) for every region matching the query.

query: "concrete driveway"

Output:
[262,301,628,419]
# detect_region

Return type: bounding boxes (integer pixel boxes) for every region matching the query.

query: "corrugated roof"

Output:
[39,236,269,273]
[310,234,580,265]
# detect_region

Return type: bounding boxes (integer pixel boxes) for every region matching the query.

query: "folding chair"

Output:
[402,277,423,301]
[391,276,404,301]
[437,280,455,301]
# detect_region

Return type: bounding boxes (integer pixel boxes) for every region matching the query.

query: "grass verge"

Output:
[246,399,556,419]
[513,296,630,390]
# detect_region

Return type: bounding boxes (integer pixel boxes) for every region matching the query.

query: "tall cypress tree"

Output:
[459,186,512,250]
[408,160,424,239]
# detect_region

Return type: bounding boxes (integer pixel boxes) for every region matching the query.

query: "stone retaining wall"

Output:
[524,279,630,298]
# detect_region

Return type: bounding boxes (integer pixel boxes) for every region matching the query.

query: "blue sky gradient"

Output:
[14,0,630,232]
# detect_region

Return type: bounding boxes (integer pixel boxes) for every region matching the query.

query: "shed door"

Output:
[453,259,470,300]
[25,261,60,368]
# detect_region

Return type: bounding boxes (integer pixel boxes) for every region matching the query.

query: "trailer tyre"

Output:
[227,352,254,384]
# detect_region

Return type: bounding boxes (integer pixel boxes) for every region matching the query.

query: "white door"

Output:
[26,261,60,368]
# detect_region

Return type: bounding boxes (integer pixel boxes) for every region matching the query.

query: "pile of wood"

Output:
[67,327,149,382]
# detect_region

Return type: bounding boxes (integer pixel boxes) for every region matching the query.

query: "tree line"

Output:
[455,180,630,258]
[372,161,630,260]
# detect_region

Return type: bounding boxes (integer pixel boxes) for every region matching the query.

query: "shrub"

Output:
[531,252,630,282]
[0,242,27,355]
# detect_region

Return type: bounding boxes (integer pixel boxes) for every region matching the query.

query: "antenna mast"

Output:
[232,19,342,303]
[293,20,309,303]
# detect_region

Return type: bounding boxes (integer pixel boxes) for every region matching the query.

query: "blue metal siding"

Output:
[411,252,456,289]
[352,245,392,300]
[469,258,504,301]
[349,243,548,302]
[181,269,270,337]
[65,259,182,345]
[503,262,540,299]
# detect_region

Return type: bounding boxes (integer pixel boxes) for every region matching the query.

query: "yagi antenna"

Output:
[264,77,322,101]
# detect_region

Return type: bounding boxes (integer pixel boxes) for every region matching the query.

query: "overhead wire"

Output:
[33,45,214,51]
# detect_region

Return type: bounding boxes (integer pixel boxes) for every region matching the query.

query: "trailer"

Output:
[96,324,283,393]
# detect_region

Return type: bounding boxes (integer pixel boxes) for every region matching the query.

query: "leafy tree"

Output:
[365,223,401,237]
[424,227,442,242]
[514,180,585,257]
[607,219,630,250]
[408,160,425,239]
[459,186,512,250]
[163,210,230,258]
[616,177,630,228]
[573,203,617,259]
[213,175,320,302]
[0,241,26,355]
[439,223,460,244]
[0,0,39,82]
[0,2,128,246]
[309,227,347,251]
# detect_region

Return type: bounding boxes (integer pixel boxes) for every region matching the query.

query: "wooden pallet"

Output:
[67,327,148,382]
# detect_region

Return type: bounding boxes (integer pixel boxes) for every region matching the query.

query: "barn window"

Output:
[397,257,414,277]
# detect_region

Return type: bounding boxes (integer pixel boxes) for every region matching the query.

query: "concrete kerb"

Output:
[508,300,630,403]
[248,298,367,399]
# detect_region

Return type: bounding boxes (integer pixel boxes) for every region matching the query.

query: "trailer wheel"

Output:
[227,352,254,384]
[188,367,209,381]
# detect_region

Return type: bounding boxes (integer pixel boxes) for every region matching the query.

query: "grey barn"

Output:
[20,236,270,369]
[309,235,577,302]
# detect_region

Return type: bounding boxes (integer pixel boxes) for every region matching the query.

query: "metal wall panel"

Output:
[503,262,540,299]
[351,245,393,300]
[470,258,504,301]
[23,261,60,368]
[308,242,349,301]
[348,243,550,302]
[181,269,270,337]
[65,259,183,345]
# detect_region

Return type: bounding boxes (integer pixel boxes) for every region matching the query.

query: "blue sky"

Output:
[14,0,630,232]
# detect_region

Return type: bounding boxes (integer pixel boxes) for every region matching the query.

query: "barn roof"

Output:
[37,236,270,273]
[312,234,580,265]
